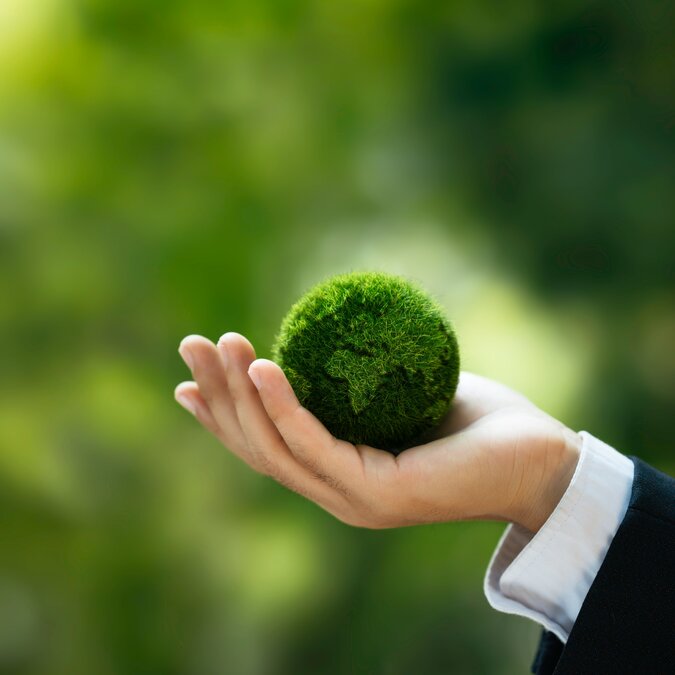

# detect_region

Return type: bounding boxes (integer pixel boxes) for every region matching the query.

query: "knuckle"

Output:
[272,402,301,434]
[291,404,323,437]
[268,400,290,426]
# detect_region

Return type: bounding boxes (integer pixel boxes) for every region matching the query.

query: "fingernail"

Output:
[176,393,197,415]
[179,343,194,370]
[248,364,262,390]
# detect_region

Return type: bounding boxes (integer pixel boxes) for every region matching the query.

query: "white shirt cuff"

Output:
[483,430,634,644]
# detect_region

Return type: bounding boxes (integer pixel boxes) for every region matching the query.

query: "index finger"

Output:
[247,358,364,496]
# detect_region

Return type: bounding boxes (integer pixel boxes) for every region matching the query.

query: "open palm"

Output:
[175,332,580,532]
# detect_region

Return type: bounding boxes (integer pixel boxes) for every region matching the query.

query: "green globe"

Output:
[271,270,460,454]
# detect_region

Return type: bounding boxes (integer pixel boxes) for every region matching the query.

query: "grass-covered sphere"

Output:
[271,271,460,454]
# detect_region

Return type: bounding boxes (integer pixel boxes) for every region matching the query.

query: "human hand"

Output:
[174,332,581,533]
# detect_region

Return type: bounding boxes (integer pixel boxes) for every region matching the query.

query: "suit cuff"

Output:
[483,430,634,643]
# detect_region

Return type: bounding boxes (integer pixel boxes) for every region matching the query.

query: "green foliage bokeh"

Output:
[272,271,460,452]
[0,0,673,674]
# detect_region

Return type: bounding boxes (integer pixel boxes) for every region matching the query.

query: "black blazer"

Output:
[530,455,675,674]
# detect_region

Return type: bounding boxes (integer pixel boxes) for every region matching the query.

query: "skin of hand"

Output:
[174,332,582,533]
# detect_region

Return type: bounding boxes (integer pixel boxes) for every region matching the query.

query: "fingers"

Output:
[249,357,428,527]
[176,332,403,528]
[174,380,222,436]
[247,357,369,498]
[178,335,248,455]
[215,332,351,513]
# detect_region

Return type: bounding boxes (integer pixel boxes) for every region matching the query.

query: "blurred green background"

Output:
[1,0,673,673]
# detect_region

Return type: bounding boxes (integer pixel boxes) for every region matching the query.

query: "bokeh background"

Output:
[1,0,673,673]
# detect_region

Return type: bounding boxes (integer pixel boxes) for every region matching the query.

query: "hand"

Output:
[174,332,581,533]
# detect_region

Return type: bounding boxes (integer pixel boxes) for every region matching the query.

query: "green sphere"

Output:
[271,271,460,454]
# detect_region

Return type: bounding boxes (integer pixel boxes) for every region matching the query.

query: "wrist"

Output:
[514,425,582,533]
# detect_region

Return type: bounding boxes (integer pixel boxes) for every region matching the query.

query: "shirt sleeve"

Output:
[483,430,635,644]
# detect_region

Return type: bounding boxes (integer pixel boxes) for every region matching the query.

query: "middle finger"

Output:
[217,331,350,512]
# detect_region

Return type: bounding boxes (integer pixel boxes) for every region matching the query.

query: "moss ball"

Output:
[271,271,460,454]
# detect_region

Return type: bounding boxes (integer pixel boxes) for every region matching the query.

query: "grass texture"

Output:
[271,271,460,454]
